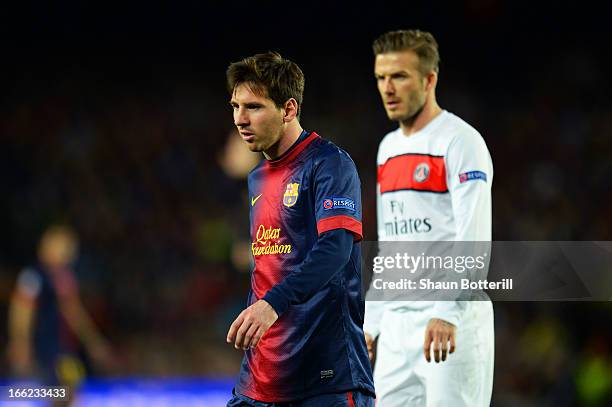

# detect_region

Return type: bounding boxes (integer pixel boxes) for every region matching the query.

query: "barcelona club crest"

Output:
[283,183,300,207]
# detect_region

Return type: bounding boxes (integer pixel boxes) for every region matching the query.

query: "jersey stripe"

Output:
[378,154,448,194]
[317,215,363,241]
[347,392,356,407]
[385,152,444,160]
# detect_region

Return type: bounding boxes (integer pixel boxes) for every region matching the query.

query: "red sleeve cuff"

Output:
[317,215,363,242]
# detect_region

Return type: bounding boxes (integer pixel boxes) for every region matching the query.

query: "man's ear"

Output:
[283,98,299,122]
[425,71,438,92]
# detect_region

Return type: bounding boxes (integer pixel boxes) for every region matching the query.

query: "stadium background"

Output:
[1,1,611,405]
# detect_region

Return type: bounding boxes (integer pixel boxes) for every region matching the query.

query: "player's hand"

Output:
[89,340,120,373]
[227,300,278,351]
[364,332,375,362]
[7,341,34,376]
[423,318,456,363]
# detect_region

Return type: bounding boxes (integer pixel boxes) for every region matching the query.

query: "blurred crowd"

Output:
[1,2,611,405]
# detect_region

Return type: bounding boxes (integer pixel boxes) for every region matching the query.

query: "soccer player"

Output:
[225,52,375,406]
[364,30,495,406]
[7,225,115,385]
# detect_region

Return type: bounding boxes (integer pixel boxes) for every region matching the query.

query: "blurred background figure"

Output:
[218,129,261,181]
[7,225,116,386]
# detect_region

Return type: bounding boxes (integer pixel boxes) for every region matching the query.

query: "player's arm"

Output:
[263,228,354,314]
[7,269,41,375]
[425,130,493,363]
[55,272,116,371]
[59,298,114,366]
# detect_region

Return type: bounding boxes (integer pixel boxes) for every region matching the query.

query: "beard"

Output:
[384,75,428,123]
[394,89,426,124]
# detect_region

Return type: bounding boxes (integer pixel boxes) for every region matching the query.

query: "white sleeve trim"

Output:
[16,268,42,299]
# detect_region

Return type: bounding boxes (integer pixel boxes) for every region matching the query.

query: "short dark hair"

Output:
[226,52,305,118]
[372,29,440,76]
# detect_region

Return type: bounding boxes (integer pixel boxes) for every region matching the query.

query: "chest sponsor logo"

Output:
[385,200,432,236]
[251,225,292,256]
[385,217,432,236]
[283,183,300,207]
[413,163,430,182]
[322,197,356,212]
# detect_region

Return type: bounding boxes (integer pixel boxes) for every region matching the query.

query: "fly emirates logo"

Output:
[385,200,432,237]
[251,225,292,256]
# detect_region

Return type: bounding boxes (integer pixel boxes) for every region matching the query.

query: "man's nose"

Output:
[383,78,395,95]
[234,109,249,127]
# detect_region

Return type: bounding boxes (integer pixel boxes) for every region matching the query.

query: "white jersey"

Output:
[364,110,493,337]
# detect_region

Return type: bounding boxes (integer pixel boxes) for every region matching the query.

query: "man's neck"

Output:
[399,100,443,137]
[263,122,304,160]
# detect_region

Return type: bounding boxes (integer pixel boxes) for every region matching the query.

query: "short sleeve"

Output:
[314,149,363,241]
[16,268,43,299]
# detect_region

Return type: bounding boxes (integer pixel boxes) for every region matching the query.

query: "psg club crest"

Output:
[283,183,300,207]
[413,163,430,183]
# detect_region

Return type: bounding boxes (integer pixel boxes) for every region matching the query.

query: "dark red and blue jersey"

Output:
[235,131,375,402]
